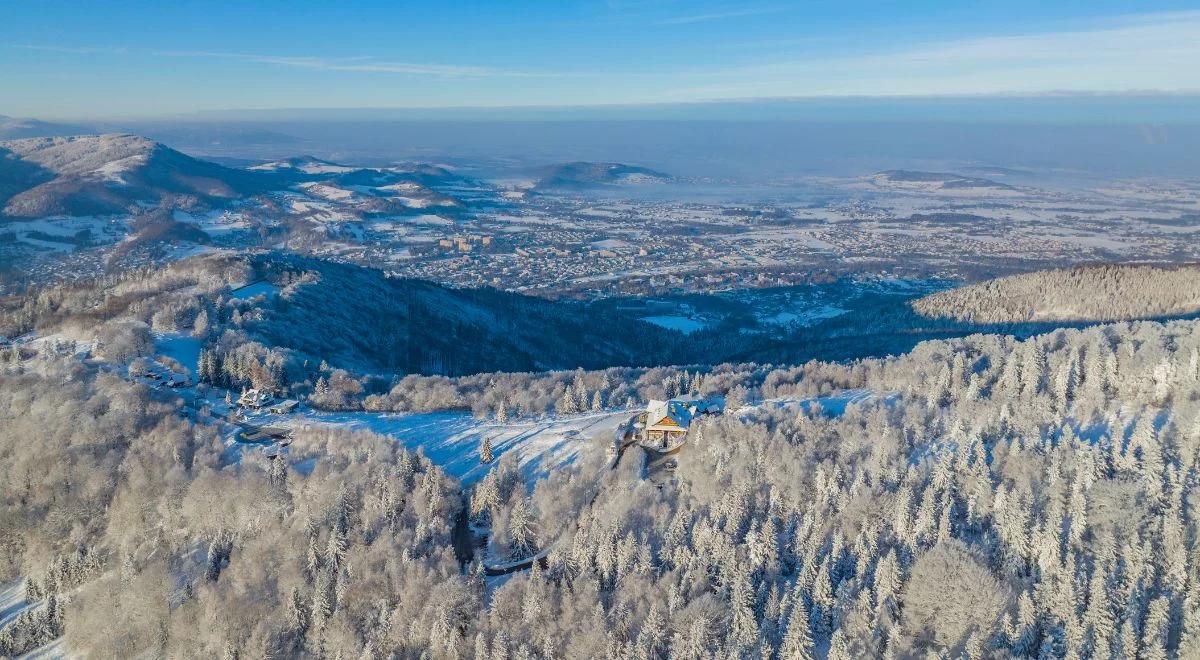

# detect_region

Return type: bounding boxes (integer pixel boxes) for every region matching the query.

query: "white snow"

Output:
[94,154,148,183]
[155,333,201,373]
[641,315,707,334]
[0,579,28,628]
[20,638,66,659]
[610,172,668,185]
[752,389,882,417]
[250,159,357,174]
[283,409,630,485]
[299,182,356,201]
[761,304,848,327]
[230,281,280,300]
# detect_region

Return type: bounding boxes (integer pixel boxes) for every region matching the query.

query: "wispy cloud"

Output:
[167,51,561,77]
[10,10,1200,106]
[654,10,1200,100]
[658,6,784,25]
[15,44,126,55]
[14,44,550,78]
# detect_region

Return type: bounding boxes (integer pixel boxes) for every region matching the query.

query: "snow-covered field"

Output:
[640,315,708,334]
[280,409,631,485]
[760,304,847,327]
[229,281,280,301]
[154,333,202,373]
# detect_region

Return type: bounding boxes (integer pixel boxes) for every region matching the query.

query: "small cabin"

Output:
[238,388,273,409]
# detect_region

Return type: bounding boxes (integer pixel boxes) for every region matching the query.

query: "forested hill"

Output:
[912,264,1200,324]
[248,254,686,375]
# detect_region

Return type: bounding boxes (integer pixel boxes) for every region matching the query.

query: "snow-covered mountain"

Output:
[0,134,276,218]
[249,155,359,175]
[252,156,465,208]
[531,161,672,191]
[0,135,469,222]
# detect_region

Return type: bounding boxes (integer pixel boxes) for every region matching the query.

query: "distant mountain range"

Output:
[0,134,468,221]
[0,115,94,140]
[532,161,671,191]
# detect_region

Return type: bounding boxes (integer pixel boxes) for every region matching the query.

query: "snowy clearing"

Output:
[229,281,280,300]
[282,409,631,485]
[640,315,708,334]
[154,333,201,373]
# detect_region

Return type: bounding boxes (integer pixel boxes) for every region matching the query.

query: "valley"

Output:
[5,133,1200,305]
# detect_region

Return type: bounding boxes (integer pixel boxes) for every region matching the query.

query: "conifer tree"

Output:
[779,598,815,660]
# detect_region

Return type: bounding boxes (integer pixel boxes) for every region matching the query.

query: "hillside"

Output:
[912,264,1200,323]
[7,289,1200,658]
[246,254,682,375]
[251,156,465,209]
[532,161,671,191]
[0,134,276,218]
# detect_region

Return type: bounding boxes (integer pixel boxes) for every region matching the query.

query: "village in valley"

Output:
[6,161,1200,301]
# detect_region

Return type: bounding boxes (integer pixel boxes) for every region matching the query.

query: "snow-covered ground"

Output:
[154,333,201,373]
[752,389,880,417]
[0,579,63,659]
[229,281,280,300]
[279,409,631,485]
[18,638,65,659]
[0,580,27,628]
[640,315,708,334]
[760,304,847,327]
[270,390,875,486]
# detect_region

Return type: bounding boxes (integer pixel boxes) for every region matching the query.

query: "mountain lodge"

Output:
[636,397,723,450]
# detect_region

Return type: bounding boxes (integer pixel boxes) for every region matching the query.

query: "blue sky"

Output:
[2,1,1199,118]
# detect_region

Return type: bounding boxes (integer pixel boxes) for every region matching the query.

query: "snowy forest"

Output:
[5,284,1200,657]
[8,1,1200,656]
[913,265,1200,324]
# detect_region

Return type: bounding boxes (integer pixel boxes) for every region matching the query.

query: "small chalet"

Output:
[637,397,723,449]
[238,388,273,409]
